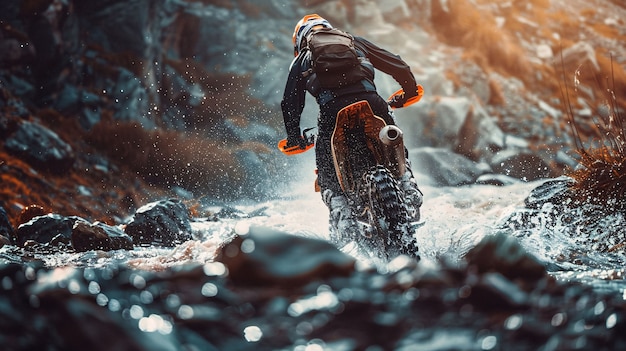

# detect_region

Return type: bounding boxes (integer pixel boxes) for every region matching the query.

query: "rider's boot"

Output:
[322,189,359,246]
[400,158,423,223]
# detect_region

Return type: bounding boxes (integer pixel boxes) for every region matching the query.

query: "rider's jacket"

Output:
[281,35,418,139]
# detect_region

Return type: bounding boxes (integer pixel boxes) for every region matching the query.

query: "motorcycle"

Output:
[278,85,424,262]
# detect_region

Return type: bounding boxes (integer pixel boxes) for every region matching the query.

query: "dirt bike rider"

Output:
[281,14,423,246]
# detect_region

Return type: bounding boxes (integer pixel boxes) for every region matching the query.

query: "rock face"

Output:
[124,199,192,246]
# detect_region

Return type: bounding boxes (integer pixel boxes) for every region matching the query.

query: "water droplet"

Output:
[130,305,144,319]
[243,325,263,342]
[68,279,81,294]
[594,301,605,315]
[96,293,109,306]
[140,290,154,304]
[178,305,194,320]
[504,314,522,330]
[201,282,219,297]
[241,238,255,253]
[203,262,227,276]
[481,335,497,350]
[234,221,250,235]
[130,274,146,289]
[606,313,617,329]
[551,312,566,326]
[108,298,121,312]
[88,281,101,294]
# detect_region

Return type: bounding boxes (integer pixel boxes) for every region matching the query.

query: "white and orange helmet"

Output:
[292,14,332,56]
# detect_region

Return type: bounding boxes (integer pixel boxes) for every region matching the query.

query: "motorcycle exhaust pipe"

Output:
[379,125,403,146]
[379,125,407,177]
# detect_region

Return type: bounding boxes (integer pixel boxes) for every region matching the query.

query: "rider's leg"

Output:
[400,155,423,222]
[321,188,359,246]
[314,110,359,246]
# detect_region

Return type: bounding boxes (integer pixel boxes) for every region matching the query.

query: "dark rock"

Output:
[17,204,46,226]
[498,176,626,254]
[409,147,490,186]
[464,232,547,284]
[490,149,553,181]
[71,221,134,252]
[219,226,355,288]
[4,121,75,174]
[0,205,14,244]
[124,198,192,246]
[468,272,530,310]
[15,214,85,247]
[475,173,522,186]
[524,176,575,210]
[215,206,250,219]
[0,234,10,247]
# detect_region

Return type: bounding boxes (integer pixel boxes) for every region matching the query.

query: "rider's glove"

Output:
[388,92,408,108]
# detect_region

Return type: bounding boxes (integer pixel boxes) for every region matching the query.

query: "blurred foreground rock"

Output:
[0,228,624,350]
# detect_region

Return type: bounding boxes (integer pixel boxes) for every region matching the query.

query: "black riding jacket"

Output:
[281,34,418,139]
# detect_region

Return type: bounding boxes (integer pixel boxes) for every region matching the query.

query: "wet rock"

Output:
[71,221,134,252]
[402,96,505,162]
[468,272,530,310]
[0,206,14,245]
[409,147,490,186]
[455,101,505,161]
[489,149,553,181]
[15,214,85,247]
[498,177,626,254]
[465,232,547,284]
[4,121,75,174]
[0,234,10,248]
[219,226,356,288]
[524,176,574,210]
[17,204,46,226]
[475,173,522,186]
[124,198,192,246]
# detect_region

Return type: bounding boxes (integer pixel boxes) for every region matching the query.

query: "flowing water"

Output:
[2,155,625,299]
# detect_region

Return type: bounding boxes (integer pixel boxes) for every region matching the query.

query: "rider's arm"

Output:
[281,55,308,141]
[354,36,419,97]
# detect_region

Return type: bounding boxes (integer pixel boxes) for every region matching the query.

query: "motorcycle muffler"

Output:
[378,125,406,177]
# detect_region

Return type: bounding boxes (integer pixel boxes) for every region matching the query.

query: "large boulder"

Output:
[397,96,505,162]
[16,214,83,247]
[124,198,192,246]
[219,225,355,288]
[71,221,134,252]
[409,147,491,186]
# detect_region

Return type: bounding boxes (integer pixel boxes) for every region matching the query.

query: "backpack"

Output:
[304,28,369,89]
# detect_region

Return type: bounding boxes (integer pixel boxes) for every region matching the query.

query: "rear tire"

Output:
[361,166,420,261]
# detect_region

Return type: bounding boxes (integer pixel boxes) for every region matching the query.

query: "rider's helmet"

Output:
[292,14,332,57]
